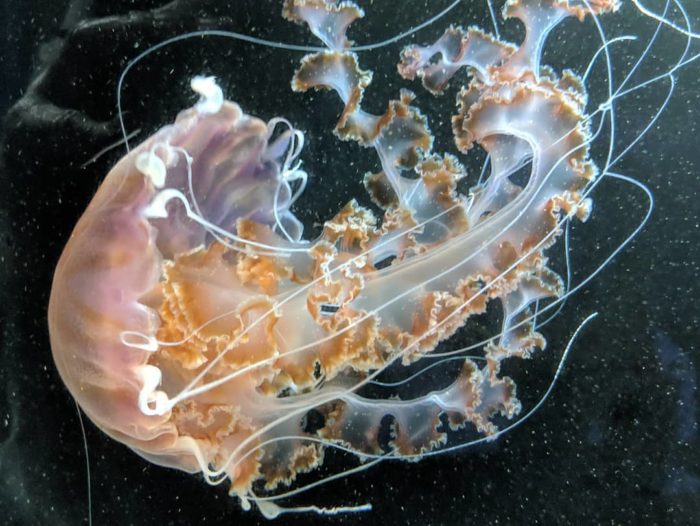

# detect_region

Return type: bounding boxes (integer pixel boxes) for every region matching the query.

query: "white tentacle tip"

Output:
[191,75,224,114]
[136,150,167,188]
[138,365,170,416]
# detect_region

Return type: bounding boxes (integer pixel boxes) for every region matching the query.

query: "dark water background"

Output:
[0,1,698,524]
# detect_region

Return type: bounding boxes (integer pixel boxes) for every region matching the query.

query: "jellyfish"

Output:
[47,0,697,518]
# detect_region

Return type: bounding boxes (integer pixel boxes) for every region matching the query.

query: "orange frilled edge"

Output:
[133,0,617,502]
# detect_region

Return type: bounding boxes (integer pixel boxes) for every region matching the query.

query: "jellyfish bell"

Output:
[47,0,694,518]
[47,78,302,469]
